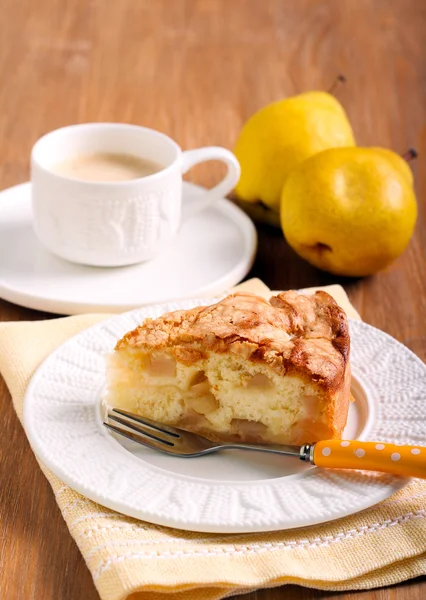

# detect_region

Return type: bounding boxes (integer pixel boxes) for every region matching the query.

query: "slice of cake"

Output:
[106,291,351,445]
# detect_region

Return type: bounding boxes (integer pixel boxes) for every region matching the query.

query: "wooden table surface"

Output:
[1,0,425,598]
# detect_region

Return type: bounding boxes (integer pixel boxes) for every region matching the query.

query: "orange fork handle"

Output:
[313,440,426,479]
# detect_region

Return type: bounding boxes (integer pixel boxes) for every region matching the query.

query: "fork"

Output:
[104,408,426,479]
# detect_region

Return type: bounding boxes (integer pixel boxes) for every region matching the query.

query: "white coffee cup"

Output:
[31,123,241,267]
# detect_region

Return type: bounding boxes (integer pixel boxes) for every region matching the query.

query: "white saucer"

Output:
[23,299,423,534]
[0,182,257,315]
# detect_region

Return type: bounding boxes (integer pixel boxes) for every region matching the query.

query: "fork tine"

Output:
[103,422,175,454]
[110,408,181,438]
[107,413,174,446]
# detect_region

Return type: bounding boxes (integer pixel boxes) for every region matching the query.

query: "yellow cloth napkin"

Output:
[1,280,425,600]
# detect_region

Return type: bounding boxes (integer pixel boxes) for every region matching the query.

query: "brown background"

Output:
[0,0,425,599]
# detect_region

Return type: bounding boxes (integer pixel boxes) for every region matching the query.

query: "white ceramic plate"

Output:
[23,298,426,533]
[0,182,256,315]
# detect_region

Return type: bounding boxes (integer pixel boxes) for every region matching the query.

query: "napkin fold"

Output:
[1,280,425,600]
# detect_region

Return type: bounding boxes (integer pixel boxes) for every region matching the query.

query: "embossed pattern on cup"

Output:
[32,165,182,265]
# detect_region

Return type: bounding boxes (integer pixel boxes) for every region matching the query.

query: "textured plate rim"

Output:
[22,300,425,533]
[0,182,257,315]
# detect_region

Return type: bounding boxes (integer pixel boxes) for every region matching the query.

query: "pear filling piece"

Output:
[186,370,220,415]
[147,354,176,377]
[231,418,268,439]
[243,373,273,389]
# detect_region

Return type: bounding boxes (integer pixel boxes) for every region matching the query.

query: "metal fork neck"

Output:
[299,444,315,464]
[213,442,312,459]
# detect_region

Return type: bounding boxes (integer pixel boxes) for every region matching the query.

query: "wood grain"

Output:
[0,0,425,598]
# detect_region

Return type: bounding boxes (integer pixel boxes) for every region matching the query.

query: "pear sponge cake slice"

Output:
[106,291,351,445]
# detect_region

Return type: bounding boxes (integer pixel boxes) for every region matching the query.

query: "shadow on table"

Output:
[247,222,364,294]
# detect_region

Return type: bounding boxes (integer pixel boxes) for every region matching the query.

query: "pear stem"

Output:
[328,74,347,95]
[401,148,418,162]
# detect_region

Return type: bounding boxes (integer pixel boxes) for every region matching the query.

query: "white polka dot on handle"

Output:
[391,453,401,461]
[375,444,385,450]
[340,441,350,447]
[321,447,331,457]
[411,448,421,455]
[355,449,365,458]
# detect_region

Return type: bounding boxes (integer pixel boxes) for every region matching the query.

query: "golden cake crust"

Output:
[116,290,350,395]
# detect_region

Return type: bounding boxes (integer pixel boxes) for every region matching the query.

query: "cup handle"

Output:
[181,147,241,221]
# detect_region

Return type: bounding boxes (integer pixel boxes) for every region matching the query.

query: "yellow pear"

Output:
[280,147,417,277]
[234,91,355,211]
